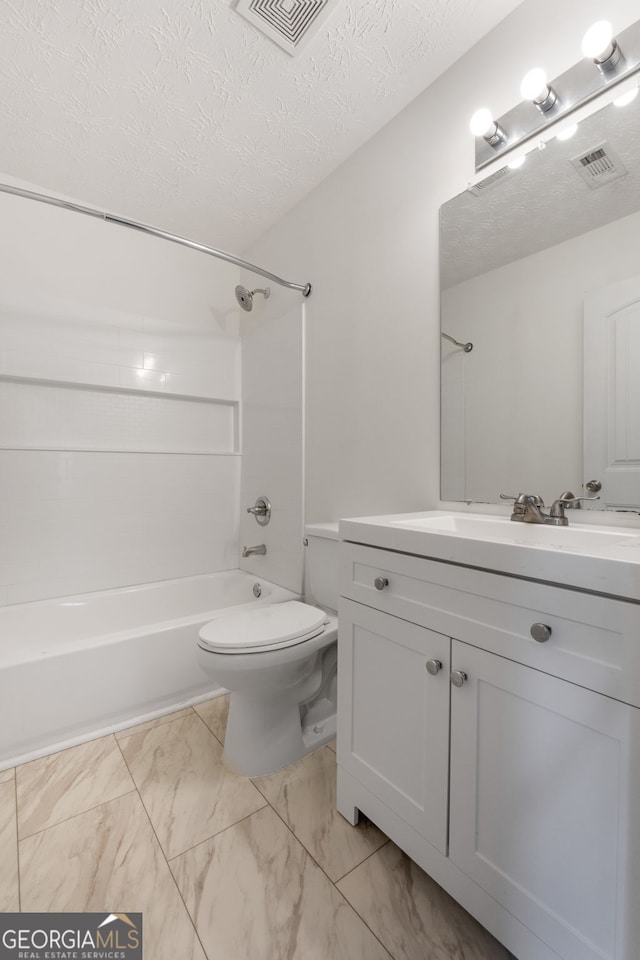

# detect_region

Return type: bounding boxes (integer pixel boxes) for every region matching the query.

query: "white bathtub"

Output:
[0,571,298,769]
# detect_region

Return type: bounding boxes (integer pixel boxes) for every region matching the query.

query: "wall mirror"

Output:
[440,87,640,511]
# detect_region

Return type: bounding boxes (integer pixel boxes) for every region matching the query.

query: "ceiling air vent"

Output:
[235,0,337,56]
[468,166,512,197]
[571,141,628,189]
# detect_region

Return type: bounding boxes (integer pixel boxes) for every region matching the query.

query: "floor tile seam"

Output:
[247,743,335,803]
[291,815,395,960]
[331,889,395,960]
[249,761,390,886]
[16,786,139,844]
[14,731,122,777]
[165,802,270,865]
[191,707,225,746]
[116,707,199,746]
[248,774,272,803]
[14,731,137,821]
[113,736,169,854]
[259,795,354,888]
[115,711,269,859]
[334,837,392,885]
[112,736,211,960]
[328,835,399,960]
[167,797,395,960]
[337,842,509,960]
[11,776,21,911]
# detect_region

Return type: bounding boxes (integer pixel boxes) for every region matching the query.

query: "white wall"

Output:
[441,208,640,505]
[238,284,305,594]
[0,183,242,604]
[242,0,640,524]
[4,0,639,603]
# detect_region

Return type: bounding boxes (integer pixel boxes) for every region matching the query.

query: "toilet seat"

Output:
[198,601,329,654]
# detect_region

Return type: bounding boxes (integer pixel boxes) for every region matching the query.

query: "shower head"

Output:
[235,285,271,312]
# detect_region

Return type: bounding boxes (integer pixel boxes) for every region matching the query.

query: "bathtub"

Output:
[0,571,298,769]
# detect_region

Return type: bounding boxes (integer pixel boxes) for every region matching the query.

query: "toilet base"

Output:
[198,617,339,777]
[223,643,337,776]
[300,702,337,754]
[223,689,336,776]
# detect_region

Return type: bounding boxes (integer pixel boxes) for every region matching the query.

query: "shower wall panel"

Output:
[0,183,242,605]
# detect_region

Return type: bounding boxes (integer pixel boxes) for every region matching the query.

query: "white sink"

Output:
[387,513,640,553]
[339,510,640,601]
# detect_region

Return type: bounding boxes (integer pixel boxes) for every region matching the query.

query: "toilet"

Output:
[196,523,339,776]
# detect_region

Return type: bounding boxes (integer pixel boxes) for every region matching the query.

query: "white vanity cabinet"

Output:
[338,598,450,854]
[337,540,640,960]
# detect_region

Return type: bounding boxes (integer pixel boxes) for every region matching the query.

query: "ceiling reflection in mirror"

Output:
[440,89,640,511]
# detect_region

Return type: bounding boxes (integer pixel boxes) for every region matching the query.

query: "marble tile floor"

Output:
[0,695,512,960]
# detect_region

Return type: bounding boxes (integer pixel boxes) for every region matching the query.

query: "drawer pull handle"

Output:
[530,622,552,643]
[374,577,389,591]
[450,670,468,688]
[426,659,442,676]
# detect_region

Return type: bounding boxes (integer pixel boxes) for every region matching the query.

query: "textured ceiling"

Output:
[441,91,640,289]
[0,0,522,252]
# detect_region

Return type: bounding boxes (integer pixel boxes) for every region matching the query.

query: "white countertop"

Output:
[339,510,640,603]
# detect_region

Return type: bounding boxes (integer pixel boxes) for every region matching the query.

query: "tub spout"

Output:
[242,544,267,558]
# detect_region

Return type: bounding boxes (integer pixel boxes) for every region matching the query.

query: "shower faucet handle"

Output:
[247,496,271,526]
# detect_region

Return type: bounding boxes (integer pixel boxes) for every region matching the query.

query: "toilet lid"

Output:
[198,601,328,653]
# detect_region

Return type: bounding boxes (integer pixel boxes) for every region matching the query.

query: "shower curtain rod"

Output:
[0,181,312,297]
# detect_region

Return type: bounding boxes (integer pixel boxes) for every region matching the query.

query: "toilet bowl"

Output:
[196,523,340,776]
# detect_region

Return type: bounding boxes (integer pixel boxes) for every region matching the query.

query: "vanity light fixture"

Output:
[471,15,640,172]
[556,123,579,141]
[581,20,623,73]
[469,108,506,147]
[520,68,558,113]
[614,85,638,107]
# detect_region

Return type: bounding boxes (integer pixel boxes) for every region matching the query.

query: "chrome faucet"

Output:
[242,543,267,557]
[506,493,548,523]
[501,491,600,526]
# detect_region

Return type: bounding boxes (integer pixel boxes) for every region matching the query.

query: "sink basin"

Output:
[339,510,640,601]
[387,513,640,553]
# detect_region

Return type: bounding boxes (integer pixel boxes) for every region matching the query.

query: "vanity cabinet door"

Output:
[337,598,450,855]
[449,640,640,960]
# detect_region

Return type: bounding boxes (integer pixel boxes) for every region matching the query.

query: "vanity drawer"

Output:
[340,542,640,707]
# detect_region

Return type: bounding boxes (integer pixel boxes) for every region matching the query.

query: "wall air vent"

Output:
[468,166,512,197]
[571,141,628,190]
[235,0,337,56]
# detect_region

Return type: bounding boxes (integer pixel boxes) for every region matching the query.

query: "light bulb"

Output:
[520,68,549,102]
[469,108,495,138]
[581,20,613,60]
[556,124,578,141]
[614,87,638,107]
[508,155,526,170]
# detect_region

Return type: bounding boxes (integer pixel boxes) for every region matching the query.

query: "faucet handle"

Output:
[549,493,600,518]
[246,496,271,526]
[501,493,544,506]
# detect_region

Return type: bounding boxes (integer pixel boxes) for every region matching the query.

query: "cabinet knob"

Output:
[374,577,389,591]
[450,670,468,688]
[530,622,552,643]
[426,659,442,675]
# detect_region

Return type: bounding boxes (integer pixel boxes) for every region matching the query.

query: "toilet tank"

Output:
[304,522,340,612]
